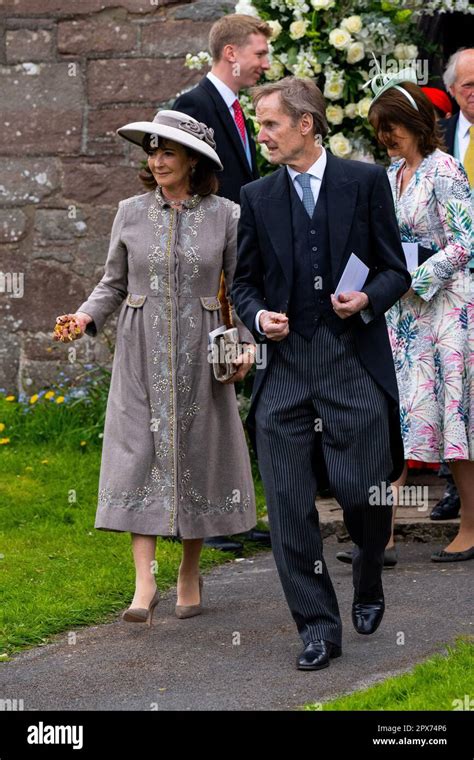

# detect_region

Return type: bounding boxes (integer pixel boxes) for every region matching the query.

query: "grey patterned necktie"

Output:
[295,172,315,218]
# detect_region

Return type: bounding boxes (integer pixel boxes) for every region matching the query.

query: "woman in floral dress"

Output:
[368,80,474,562]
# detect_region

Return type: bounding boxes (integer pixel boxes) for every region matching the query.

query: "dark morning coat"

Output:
[173,76,259,204]
[439,112,459,156]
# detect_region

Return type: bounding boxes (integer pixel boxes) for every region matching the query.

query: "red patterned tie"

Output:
[232,99,247,144]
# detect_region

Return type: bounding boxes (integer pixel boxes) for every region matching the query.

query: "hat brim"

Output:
[117,121,223,171]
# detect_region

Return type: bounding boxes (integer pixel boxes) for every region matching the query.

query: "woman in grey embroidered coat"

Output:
[53,111,257,620]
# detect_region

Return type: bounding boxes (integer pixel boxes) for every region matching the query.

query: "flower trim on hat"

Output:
[178,119,217,150]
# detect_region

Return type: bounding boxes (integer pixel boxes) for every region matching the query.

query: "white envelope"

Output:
[334,252,369,297]
[402,242,418,272]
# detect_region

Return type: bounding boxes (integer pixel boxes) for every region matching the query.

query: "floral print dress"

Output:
[386,149,473,462]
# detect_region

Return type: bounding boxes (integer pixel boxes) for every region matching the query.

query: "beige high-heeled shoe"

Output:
[122,588,160,627]
[175,575,203,619]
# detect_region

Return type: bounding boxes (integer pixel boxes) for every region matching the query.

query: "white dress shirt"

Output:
[206,71,252,168]
[206,71,238,112]
[286,147,327,208]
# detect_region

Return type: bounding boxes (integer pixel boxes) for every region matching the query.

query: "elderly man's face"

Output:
[256,92,312,167]
[450,51,474,123]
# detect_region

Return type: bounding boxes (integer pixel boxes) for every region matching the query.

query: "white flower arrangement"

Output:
[326,104,344,125]
[267,19,283,39]
[184,0,473,165]
[341,15,363,34]
[185,51,212,70]
[328,132,352,158]
[328,28,353,51]
[289,19,310,40]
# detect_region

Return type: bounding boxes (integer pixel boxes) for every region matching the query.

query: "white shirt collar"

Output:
[458,110,474,139]
[286,147,327,183]
[206,71,238,109]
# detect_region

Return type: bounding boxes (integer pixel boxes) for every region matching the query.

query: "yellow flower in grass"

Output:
[5,395,15,402]
[29,394,39,404]
[0,423,5,432]
[41,459,49,464]
[80,441,87,447]
[44,391,55,400]
[55,396,65,404]
[0,438,10,445]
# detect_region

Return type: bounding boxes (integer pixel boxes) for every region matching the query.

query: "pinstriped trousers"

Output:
[255,321,393,647]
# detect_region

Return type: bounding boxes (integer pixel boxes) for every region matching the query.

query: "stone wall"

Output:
[0,0,234,394]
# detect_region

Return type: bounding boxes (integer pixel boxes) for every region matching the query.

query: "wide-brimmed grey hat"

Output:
[117,109,223,170]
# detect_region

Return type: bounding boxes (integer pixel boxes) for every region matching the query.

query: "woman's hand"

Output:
[223,344,256,384]
[52,312,92,343]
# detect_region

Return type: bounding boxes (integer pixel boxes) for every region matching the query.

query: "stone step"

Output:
[318,472,459,543]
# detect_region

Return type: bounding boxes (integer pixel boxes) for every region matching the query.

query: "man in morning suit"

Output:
[441,47,474,194]
[232,77,411,671]
[174,14,272,551]
[173,14,270,204]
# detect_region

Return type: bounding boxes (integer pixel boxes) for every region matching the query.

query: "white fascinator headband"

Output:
[363,53,419,111]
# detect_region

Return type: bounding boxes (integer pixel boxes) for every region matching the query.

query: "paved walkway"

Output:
[1,538,472,711]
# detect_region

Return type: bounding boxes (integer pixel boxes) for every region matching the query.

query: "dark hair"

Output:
[251,76,328,139]
[139,135,219,196]
[368,82,446,156]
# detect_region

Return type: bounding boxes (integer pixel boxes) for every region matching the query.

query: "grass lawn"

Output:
[304,638,474,711]
[1,391,472,712]
[0,438,267,657]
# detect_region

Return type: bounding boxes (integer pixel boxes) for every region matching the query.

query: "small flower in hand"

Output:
[53,315,83,343]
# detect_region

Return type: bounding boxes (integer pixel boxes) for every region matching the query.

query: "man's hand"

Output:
[223,344,256,384]
[259,311,289,341]
[330,291,369,319]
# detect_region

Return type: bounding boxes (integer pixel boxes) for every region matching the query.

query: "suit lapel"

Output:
[447,113,458,156]
[200,77,253,178]
[259,168,294,287]
[325,152,359,283]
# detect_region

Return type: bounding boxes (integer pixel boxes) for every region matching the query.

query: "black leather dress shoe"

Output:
[352,596,385,635]
[430,490,460,520]
[204,536,244,553]
[297,640,342,671]
[336,547,398,568]
[236,529,272,546]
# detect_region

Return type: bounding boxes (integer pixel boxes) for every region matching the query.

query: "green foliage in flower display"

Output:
[185,0,473,168]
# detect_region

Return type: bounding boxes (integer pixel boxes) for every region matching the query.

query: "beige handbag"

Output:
[208,325,240,382]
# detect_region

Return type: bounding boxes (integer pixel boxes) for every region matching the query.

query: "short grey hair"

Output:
[250,76,328,139]
[443,48,474,90]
